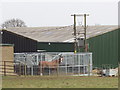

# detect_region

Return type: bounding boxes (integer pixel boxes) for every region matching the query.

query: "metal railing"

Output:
[14,52,92,76]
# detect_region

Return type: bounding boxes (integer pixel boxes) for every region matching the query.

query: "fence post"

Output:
[88,57,90,76]
[57,64,59,76]
[19,62,21,76]
[31,66,33,76]
[24,63,27,76]
[39,65,40,75]
[40,55,42,76]
[65,55,67,75]
[4,61,6,76]
[48,66,50,76]
[78,55,80,75]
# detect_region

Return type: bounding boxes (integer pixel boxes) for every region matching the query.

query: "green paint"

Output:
[118,28,120,63]
[88,29,118,68]
[37,42,74,52]
[0,44,14,46]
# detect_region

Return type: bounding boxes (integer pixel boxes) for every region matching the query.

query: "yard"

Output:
[2,76,118,88]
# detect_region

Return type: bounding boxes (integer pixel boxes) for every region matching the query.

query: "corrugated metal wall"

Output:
[88,29,118,68]
[37,42,74,52]
[1,30,37,53]
[119,28,120,64]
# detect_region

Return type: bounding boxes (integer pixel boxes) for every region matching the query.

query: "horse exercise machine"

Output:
[14,52,92,76]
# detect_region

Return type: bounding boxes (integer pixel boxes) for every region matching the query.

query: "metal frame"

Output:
[14,52,92,76]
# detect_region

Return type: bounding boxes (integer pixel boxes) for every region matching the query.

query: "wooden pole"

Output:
[84,14,87,52]
[71,14,89,53]
[73,14,77,53]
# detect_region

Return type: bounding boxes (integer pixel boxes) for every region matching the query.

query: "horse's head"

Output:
[58,55,63,64]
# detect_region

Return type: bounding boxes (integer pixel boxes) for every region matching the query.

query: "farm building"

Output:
[0,44,15,75]
[0,29,73,52]
[0,25,119,68]
[0,29,37,53]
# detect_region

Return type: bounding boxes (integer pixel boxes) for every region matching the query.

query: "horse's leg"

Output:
[39,63,43,76]
[56,67,59,76]
[39,65,41,75]
[38,64,40,75]
[53,66,58,75]
[38,65,40,75]
[40,65,43,76]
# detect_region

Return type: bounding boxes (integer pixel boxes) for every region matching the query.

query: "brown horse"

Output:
[38,55,63,75]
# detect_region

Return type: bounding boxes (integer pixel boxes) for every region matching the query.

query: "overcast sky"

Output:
[0,0,119,27]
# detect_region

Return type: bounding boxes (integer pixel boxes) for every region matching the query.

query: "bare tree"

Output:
[1,18,27,29]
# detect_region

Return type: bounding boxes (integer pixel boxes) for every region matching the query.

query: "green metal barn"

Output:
[88,29,118,68]
[5,25,118,68]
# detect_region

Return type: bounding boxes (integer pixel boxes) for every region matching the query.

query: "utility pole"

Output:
[72,14,77,53]
[84,14,89,52]
[71,14,89,53]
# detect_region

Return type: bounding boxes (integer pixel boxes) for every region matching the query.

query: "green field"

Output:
[2,76,118,88]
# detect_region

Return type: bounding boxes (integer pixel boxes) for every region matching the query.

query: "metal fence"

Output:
[14,52,92,76]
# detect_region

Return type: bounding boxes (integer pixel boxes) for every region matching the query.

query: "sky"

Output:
[0,0,119,27]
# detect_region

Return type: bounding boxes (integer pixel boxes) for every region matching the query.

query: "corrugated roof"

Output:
[6,25,118,42]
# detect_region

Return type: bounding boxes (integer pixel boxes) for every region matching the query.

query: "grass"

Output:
[2,76,118,88]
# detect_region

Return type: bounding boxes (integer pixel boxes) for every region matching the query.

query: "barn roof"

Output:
[6,25,118,42]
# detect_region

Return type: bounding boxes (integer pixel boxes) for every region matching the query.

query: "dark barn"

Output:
[0,29,37,53]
